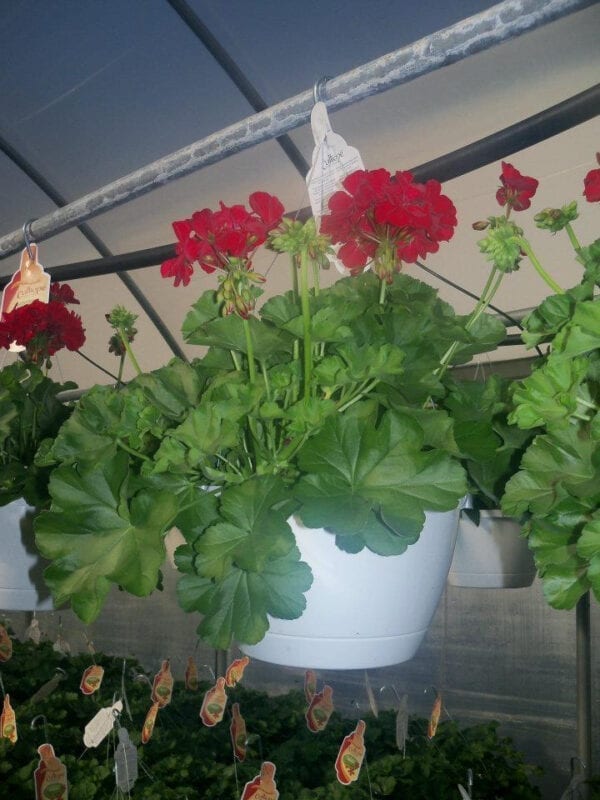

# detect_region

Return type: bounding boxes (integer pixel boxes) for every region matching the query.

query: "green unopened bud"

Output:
[534,201,578,232]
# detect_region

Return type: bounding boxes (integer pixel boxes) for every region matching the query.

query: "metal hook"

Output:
[244,733,264,762]
[22,219,36,260]
[31,714,49,742]
[379,684,402,705]
[200,663,216,681]
[313,76,331,105]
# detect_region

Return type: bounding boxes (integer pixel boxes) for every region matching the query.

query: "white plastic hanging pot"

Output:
[240,506,462,670]
[448,509,536,589]
[0,498,53,611]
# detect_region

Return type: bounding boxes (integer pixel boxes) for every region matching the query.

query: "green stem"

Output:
[299,248,313,401]
[291,255,299,299]
[312,259,321,297]
[260,361,272,401]
[118,326,142,376]
[116,438,152,463]
[379,279,387,305]
[230,350,242,371]
[435,267,503,381]
[337,379,380,413]
[565,223,581,253]
[519,239,565,295]
[116,354,125,387]
[242,318,257,384]
[577,397,598,411]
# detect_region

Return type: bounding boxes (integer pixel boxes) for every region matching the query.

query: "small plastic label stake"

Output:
[230,702,247,762]
[304,669,317,703]
[185,656,199,691]
[115,726,138,791]
[225,656,250,688]
[80,665,104,696]
[0,625,12,663]
[335,720,367,785]
[83,699,122,748]
[34,744,68,800]
[151,660,174,707]
[0,694,17,743]
[240,761,279,800]
[305,685,334,733]
[141,702,160,745]
[200,677,227,727]
[427,692,442,740]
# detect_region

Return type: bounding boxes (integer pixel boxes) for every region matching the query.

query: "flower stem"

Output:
[116,438,152,463]
[435,267,503,381]
[118,326,142,376]
[519,239,565,295]
[299,248,313,401]
[230,350,242,371]
[242,318,257,384]
[379,279,387,305]
[565,222,582,253]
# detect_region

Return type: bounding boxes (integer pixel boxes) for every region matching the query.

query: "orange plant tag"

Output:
[185,656,199,691]
[225,655,250,688]
[141,702,160,745]
[335,720,366,785]
[0,694,17,744]
[151,660,173,708]
[229,702,247,762]
[241,761,279,800]
[0,624,12,662]
[427,693,442,739]
[305,685,334,733]
[34,743,68,800]
[1,245,50,322]
[80,665,104,696]
[200,677,227,727]
[304,669,317,703]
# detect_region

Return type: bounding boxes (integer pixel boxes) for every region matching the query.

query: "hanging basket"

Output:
[0,498,53,611]
[240,506,462,670]
[448,509,536,589]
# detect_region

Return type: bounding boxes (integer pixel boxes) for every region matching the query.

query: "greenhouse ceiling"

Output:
[0,0,598,387]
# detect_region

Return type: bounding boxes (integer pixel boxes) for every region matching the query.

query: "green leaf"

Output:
[295,411,466,552]
[34,451,179,623]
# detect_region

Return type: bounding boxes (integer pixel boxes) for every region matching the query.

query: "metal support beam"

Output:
[576,593,592,799]
[0,0,593,259]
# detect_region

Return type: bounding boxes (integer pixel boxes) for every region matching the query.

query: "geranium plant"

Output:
[34,169,508,647]
[499,155,600,609]
[0,282,85,507]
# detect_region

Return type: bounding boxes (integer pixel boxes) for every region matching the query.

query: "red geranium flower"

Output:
[0,299,85,365]
[583,154,600,203]
[320,169,457,280]
[496,162,539,212]
[49,282,80,305]
[161,192,285,287]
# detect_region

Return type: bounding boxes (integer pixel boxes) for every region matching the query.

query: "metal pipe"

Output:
[576,592,592,799]
[0,0,592,259]
[2,80,598,289]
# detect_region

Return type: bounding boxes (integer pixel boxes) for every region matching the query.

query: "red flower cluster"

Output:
[496,162,539,212]
[161,192,285,287]
[583,153,600,203]
[0,283,85,366]
[320,169,457,278]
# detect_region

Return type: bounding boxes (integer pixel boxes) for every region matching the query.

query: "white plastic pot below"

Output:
[241,507,461,670]
[448,510,536,589]
[0,498,53,611]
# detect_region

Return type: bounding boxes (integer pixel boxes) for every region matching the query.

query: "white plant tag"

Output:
[306,102,364,222]
[395,694,409,755]
[458,785,471,800]
[114,726,138,791]
[83,699,122,748]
